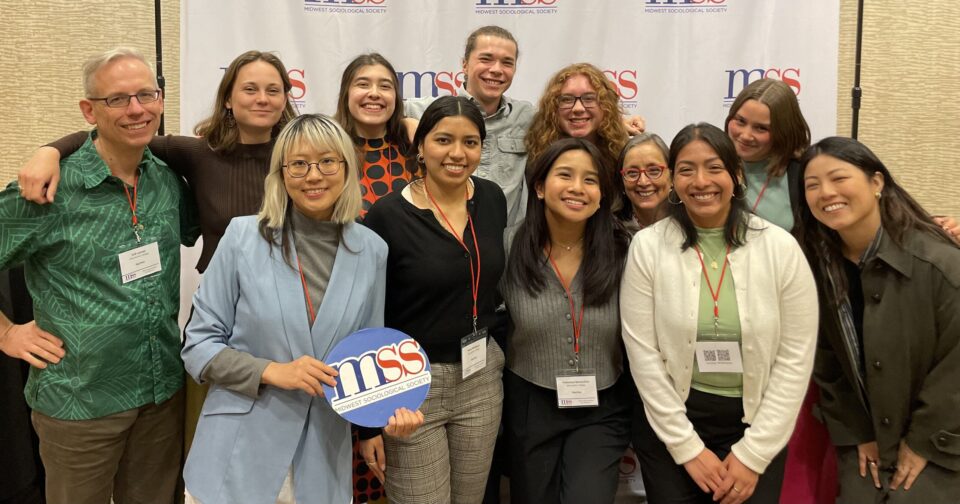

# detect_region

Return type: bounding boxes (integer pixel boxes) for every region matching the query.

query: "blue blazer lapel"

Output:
[273,243,316,359]
[311,225,364,359]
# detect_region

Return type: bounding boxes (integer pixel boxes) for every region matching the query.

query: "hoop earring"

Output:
[416,154,424,165]
[225,109,236,128]
[667,189,683,205]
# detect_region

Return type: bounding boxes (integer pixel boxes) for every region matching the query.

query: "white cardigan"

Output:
[620,215,818,474]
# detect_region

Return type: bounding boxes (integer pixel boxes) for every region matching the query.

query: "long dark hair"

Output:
[194,50,297,153]
[333,53,415,175]
[410,96,486,176]
[794,136,955,301]
[666,122,750,250]
[724,78,810,177]
[506,138,630,306]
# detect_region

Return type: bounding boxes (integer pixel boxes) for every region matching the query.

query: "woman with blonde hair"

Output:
[181,114,421,504]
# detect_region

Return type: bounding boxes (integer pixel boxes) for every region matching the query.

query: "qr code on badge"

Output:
[717,349,731,362]
[704,350,717,362]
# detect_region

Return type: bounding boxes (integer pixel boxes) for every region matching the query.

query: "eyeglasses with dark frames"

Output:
[87,90,162,108]
[283,158,345,178]
[557,93,598,110]
[621,165,666,182]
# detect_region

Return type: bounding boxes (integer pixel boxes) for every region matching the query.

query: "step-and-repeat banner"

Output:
[180,1,839,500]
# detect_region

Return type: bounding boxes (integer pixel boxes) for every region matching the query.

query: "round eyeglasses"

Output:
[283,158,345,178]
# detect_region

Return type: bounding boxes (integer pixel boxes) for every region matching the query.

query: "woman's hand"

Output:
[383,407,424,438]
[260,356,338,396]
[716,452,759,504]
[624,115,647,135]
[359,435,386,483]
[890,440,928,491]
[18,146,62,203]
[857,440,882,489]
[932,215,960,244]
[682,448,727,495]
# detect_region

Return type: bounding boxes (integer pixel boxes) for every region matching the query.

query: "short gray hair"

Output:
[82,47,157,97]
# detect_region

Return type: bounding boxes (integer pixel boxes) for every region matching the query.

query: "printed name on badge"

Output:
[118,242,162,284]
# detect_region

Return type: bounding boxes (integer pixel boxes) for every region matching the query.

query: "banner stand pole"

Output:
[851,0,864,139]
[155,0,165,136]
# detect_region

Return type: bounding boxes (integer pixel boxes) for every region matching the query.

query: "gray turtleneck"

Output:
[198,210,341,398]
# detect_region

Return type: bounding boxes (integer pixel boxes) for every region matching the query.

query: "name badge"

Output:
[556,369,599,408]
[118,242,162,284]
[695,341,743,373]
[461,327,488,379]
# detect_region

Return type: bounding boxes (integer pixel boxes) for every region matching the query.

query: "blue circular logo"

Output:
[322,328,431,428]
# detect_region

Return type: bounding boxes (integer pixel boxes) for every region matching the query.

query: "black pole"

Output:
[155,0,165,135]
[851,0,864,139]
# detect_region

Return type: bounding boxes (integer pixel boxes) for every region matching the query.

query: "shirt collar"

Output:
[79,130,159,189]
[867,226,913,278]
[459,85,512,119]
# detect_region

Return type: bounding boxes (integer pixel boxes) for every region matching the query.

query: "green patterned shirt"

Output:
[0,132,199,420]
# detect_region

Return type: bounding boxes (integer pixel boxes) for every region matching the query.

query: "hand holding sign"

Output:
[262,355,339,396]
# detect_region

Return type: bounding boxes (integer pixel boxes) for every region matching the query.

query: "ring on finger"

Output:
[732,486,741,493]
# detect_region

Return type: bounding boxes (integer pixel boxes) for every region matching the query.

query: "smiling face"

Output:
[622,142,670,218]
[226,60,287,144]
[673,139,736,228]
[803,154,884,238]
[80,57,163,154]
[419,115,482,191]
[283,142,346,221]
[727,99,773,163]
[537,149,602,228]
[462,35,517,113]
[347,63,397,139]
[557,74,604,141]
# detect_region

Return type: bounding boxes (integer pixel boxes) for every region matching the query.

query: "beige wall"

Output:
[2,1,957,216]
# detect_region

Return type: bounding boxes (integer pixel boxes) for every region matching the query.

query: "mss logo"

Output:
[603,69,639,108]
[330,339,427,401]
[724,67,800,105]
[396,69,465,99]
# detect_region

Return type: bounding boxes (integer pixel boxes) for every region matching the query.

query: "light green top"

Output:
[691,227,743,397]
[744,160,793,231]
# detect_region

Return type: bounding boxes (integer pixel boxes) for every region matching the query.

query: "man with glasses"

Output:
[0,47,197,504]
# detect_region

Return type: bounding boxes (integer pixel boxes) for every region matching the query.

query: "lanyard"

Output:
[751,175,772,213]
[548,251,586,364]
[296,254,316,326]
[122,175,142,243]
[424,182,482,330]
[694,244,731,331]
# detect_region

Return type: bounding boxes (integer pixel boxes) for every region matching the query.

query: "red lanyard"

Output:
[122,175,141,242]
[548,252,586,357]
[694,244,731,322]
[296,255,316,326]
[751,175,772,213]
[424,182,482,327]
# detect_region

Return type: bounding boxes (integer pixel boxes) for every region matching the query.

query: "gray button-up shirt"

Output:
[501,263,624,391]
[405,90,536,243]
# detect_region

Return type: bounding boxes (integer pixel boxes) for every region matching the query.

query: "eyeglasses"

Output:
[283,158,344,178]
[87,90,162,108]
[621,165,665,182]
[557,93,598,110]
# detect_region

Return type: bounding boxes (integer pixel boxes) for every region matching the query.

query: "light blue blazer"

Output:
[181,216,387,504]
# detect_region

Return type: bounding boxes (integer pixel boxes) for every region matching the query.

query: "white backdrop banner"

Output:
[179,0,839,500]
[181,0,840,143]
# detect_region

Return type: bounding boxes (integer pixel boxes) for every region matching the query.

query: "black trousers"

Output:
[504,369,632,504]
[632,388,787,504]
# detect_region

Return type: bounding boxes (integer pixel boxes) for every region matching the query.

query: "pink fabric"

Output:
[780,382,838,504]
